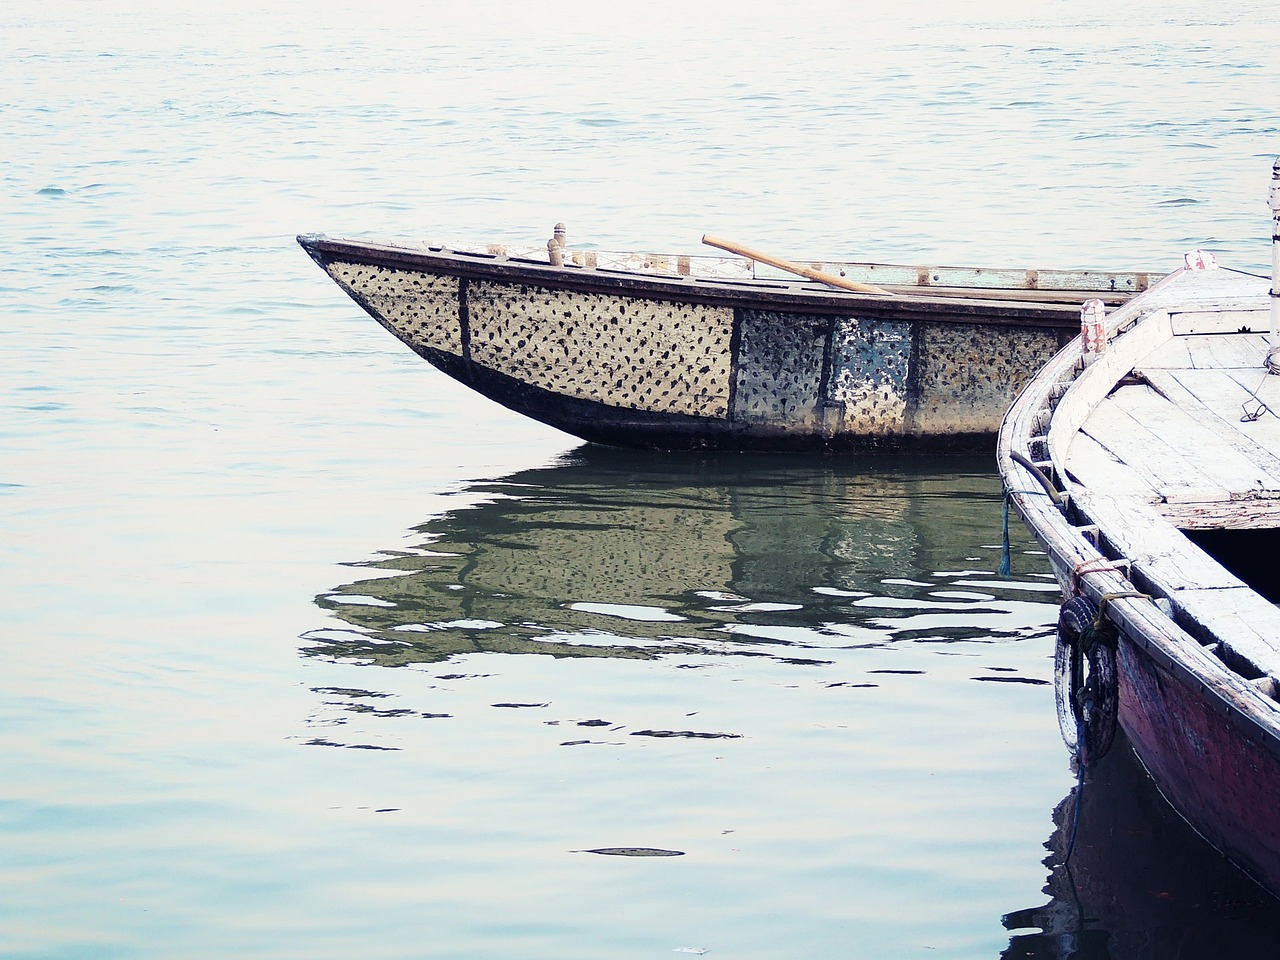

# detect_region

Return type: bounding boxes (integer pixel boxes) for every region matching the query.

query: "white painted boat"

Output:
[997,160,1280,894]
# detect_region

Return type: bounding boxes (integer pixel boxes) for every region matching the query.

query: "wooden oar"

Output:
[702,233,894,296]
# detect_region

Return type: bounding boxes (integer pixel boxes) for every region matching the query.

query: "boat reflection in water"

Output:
[310,448,1048,666]
[308,447,1280,952]
[1004,731,1280,959]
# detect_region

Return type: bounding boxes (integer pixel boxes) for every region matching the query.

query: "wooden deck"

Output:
[1065,330,1280,530]
[1061,320,1280,689]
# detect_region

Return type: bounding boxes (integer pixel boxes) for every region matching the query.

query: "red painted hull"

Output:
[1116,633,1280,894]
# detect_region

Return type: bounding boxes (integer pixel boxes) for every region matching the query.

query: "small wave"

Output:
[228,109,297,118]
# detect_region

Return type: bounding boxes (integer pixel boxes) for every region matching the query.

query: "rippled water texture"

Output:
[4,0,1280,957]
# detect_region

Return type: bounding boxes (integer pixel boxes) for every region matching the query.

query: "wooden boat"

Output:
[298,231,1153,451]
[997,164,1280,895]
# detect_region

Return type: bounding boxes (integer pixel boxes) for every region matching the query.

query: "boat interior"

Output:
[1061,318,1280,689]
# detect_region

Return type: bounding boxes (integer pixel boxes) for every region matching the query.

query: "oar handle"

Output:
[702,234,893,296]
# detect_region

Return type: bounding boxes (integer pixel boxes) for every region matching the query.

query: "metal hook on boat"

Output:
[1054,596,1118,765]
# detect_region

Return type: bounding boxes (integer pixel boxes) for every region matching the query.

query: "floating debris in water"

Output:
[576,847,685,857]
[304,738,399,751]
[970,675,1050,685]
[631,730,741,740]
[310,686,392,698]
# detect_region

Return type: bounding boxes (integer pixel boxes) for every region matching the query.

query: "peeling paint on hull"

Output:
[300,234,1107,452]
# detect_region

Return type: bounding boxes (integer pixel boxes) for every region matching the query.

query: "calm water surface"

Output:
[4,1,1280,957]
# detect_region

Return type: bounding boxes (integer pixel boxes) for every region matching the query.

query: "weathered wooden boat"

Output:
[298,231,1154,451]
[998,161,1280,895]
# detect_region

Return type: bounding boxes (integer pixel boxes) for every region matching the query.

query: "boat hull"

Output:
[1115,629,1280,894]
[998,262,1280,897]
[299,235,1095,451]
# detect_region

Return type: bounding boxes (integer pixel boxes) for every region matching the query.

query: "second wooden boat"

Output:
[998,161,1280,895]
[298,232,1153,452]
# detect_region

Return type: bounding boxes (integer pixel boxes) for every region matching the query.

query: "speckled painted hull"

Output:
[298,234,1139,452]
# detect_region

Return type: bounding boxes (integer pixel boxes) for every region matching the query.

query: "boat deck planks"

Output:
[1064,476,1280,682]
[1061,310,1280,682]
[1066,330,1280,528]
[1066,448,1280,695]
[1140,368,1280,482]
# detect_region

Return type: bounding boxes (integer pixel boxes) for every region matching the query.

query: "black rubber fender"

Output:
[1054,595,1118,764]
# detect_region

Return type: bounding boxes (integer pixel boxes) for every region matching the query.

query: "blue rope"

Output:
[998,487,1045,577]
[999,493,1012,577]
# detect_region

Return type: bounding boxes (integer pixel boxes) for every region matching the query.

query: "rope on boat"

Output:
[998,486,1053,576]
[1064,721,1087,864]
[1243,368,1278,415]
[1220,265,1272,281]
[1008,450,1067,504]
[1095,590,1149,617]
[1000,494,1012,577]
[1069,557,1128,596]
[1000,451,1070,576]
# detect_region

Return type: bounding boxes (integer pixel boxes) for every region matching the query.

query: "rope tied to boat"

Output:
[1243,368,1277,417]
[1094,590,1150,618]
[1069,558,1128,596]
[998,486,1054,576]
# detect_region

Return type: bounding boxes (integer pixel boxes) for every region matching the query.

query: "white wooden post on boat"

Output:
[1268,158,1280,373]
[548,222,568,267]
[1080,298,1107,364]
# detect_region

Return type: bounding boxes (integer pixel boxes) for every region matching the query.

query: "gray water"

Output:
[4,1,1280,957]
